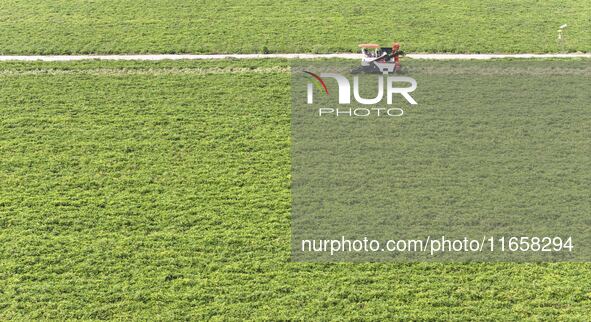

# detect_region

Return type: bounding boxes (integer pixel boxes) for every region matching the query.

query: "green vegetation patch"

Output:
[0,0,589,54]
[0,60,590,319]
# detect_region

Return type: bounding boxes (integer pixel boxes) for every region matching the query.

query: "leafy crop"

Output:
[0,59,590,319]
[0,0,589,54]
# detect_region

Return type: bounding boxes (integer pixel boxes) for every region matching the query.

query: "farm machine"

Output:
[352,43,405,74]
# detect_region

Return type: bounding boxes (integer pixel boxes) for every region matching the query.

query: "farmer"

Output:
[391,42,403,72]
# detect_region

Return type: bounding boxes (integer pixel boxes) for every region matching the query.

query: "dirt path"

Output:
[0,53,589,61]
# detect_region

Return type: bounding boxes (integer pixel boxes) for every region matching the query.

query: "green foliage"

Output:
[0,60,590,319]
[0,0,588,54]
[291,60,591,262]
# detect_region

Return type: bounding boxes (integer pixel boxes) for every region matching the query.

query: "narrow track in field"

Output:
[0,53,589,61]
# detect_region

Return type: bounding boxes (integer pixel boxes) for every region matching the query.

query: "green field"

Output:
[1,59,590,319]
[291,60,591,262]
[0,0,589,54]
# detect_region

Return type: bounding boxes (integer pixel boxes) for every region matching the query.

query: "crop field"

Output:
[0,59,590,319]
[0,0,590,55]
